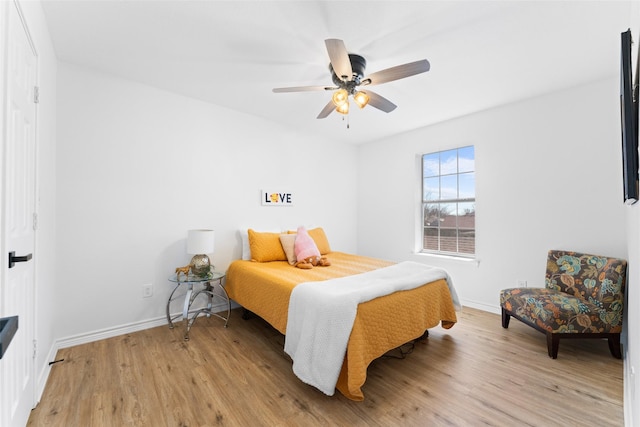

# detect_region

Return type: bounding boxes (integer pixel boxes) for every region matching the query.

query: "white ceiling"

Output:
[40,0,636,144]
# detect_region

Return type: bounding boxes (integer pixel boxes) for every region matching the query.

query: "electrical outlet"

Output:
[142,284,153,298]
[517,280,527,288]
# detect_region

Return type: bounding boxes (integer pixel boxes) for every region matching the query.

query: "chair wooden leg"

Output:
[501,307,510,328]
[607,334,622,359]
[546,333,559,359]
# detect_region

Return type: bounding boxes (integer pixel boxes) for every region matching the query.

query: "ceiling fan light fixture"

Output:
[336,100,350,115]
[353,91,370,109]
[331,88,349,107]
[272,39,430,121]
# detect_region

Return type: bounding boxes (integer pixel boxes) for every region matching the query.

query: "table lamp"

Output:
[187,229,214,277]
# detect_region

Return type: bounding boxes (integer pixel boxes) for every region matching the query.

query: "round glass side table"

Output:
[167,271,229,341]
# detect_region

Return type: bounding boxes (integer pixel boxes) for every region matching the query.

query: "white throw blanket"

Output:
[284,261,461,396]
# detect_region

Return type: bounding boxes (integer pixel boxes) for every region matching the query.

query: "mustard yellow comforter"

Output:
[225,252,457,401]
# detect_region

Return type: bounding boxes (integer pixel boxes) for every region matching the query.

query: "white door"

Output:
[0,1,38,426]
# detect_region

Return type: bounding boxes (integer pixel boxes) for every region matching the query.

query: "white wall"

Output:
[625,198,639,427]
[357,77,628,311]
[54,62,359,341]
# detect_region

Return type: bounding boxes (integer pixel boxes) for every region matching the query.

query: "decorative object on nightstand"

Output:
[175,265,191,279]
[187,229,214,277]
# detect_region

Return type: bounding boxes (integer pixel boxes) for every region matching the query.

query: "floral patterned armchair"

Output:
[499,250,627,359]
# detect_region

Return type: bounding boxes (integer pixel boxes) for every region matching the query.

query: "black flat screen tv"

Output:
[621,29,639,205]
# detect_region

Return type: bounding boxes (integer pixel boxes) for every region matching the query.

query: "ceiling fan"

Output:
[272,39,430,119]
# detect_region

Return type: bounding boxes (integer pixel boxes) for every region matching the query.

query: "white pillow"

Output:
[240,229,251,260]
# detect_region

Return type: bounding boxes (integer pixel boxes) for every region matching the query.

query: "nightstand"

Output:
[167,271,229,340]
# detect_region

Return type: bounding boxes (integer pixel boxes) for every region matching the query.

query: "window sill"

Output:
[414,251,480,266]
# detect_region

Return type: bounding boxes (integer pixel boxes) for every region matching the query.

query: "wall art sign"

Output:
[261,190,294,206]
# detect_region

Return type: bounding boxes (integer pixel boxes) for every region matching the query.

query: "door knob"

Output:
[8,251,32,269]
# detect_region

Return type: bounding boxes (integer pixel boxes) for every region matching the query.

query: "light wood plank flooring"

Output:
[28,307,623,426]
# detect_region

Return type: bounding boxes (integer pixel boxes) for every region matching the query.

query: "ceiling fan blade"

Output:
[364,90,397,113]
[273,85,336,93]
[317,100,335,119]
[363,59,430,86]
[325,38,353,81]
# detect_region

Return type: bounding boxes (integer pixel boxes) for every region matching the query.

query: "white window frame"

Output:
[421,146,475,257]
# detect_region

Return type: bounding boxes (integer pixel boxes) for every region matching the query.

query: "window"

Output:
[422,146,475,256]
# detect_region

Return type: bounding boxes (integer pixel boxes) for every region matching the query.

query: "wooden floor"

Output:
[28,307,623,426]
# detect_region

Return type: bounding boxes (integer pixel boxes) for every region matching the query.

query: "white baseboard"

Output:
[55,301,238,350]
[56,315,169,350]
[624,347,635,427]
[461,299,501,315]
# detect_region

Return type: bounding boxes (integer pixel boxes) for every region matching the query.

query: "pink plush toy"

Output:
[294,226,331,269]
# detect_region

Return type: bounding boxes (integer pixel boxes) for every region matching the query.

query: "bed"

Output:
[225,228,460,401]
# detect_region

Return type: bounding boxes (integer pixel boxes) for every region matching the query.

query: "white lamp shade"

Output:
[187,229,215,254]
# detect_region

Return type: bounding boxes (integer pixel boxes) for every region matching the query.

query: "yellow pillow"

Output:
[248,229,287,262]
[308,228,331,255]
[288,227,331,255]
